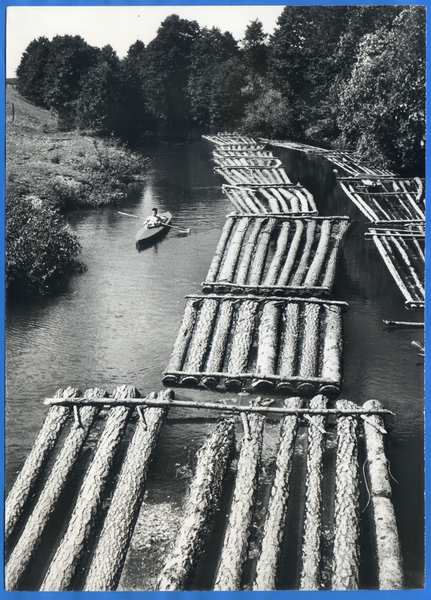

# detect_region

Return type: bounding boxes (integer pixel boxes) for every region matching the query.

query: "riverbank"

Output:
[5,85,150,295]
[6,85,149,209]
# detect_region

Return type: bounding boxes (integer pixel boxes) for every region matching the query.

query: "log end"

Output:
[224,378,244,392]
[162,373,179,386]
[179,375,200,387]
[275,381,296,393]
[201,376,219,388]
[296,382,318,394]
[251,378,275,392]
[319,382,341,396]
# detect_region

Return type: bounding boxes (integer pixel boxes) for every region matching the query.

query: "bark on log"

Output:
[277,302,300,391]
[331,399,360,591]
[297,303,321,393]
[5,387,75,541]
[213,411,265,590]
[247,218,277,286]
[6,396,103,590]
[290,220,317,286]
[362,399,404,590]
[252,301,282,390]
[218,217,251,282]
[303,220,332,287]
[321,220,350,290]
[83,392,170,591]
[40,388,141,591]
[261,188,281,212]
[182,299,219,384]
[157,419,235,591]
[225,300,259,390]
[236,219,265,285]
[300,395,327,590]
[253,397,303,590]
[163,299,201,384]
[271,188,290,212]
[264,222,291,286]
[277,220,304,286]
[320,305,343,394]
[279,188,299,212]
[206,217,235,282]
[202,300,236,387]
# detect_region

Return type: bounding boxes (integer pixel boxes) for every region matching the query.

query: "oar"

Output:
[118,211,191,233]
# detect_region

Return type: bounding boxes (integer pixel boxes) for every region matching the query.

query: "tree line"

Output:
[16,5,425,174]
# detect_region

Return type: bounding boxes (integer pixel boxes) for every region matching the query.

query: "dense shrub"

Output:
[6,192,81,294]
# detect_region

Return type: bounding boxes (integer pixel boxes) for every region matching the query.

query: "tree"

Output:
[187,27,240,127]
[337,6,425,174]
[142,14,200,127]
[16,37,52,107]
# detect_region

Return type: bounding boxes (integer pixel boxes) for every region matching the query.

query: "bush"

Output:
[6,192,81,295]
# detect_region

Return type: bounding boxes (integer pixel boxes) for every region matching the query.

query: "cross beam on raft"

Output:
[43,396,395,416]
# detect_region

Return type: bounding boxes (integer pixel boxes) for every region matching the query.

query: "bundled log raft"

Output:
[163,295,345,393]
[368,229,425,309]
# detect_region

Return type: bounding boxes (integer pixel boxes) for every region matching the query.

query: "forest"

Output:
[16,5,425,176]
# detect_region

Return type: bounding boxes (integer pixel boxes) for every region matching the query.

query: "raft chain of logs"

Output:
[166,134,350,390]
[5,133,405,592]
[267,139,425,311]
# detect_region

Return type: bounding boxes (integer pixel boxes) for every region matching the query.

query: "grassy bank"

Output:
[6,85,149,295]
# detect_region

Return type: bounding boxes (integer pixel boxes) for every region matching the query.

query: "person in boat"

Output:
[143,208,165,229]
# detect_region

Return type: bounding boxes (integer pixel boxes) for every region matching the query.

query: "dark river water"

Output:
[5,140,424,590]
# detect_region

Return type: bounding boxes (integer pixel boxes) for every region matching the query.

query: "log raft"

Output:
[163,296,345,393]
[202,216,350,296]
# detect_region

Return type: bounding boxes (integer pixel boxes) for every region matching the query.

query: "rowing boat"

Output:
[135,212,172,246]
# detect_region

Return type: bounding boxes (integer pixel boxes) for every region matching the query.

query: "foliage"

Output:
[6,192,81,294]
[15,7,425,174]
[336,6,425,173]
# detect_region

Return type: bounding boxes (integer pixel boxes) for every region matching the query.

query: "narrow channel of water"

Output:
[5,140,424,589]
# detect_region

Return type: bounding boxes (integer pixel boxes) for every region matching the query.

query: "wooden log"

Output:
[303,220,332,287]
[300,395,328,590]
[371,235,414,305]
[319,305,343,394]
[340,183,379,221]
[331,399,360,590]
[225,300,259,391]
[264,222,291,286]
[290,220,318,286]
[276,302,300,391]
[218,217,251,282]
[362,399,404,589]
[157,419,235,591]
[235,219,265,285]
[277,220,304,286]
[271,188,290,212]
[383,320,424,327]
[215,168,237,185]
[252,301,282,390]
[206,217,236,282]
[278,187,299,212]
[261,187,282,212]
[247,218,277,286]
[40,388,134,591]
[83,392,170,591]
[240,188,268,213]
[321,220,351,290]
[297,303,321,393]
[4,387,75,541]
[5,391,105,590]
[186,293,347,306]
[213,410,265,590]
[163,299,201,384]
[182,299,219,385]
[277,168,291,184]
[202,300,236,387]
[389,234,424,300]
[231,188,257,213]
[253,397,303,590]
[293,188,311,213]
[302,187,317,213]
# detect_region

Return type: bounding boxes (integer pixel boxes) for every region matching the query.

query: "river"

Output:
[5,139,424,590]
